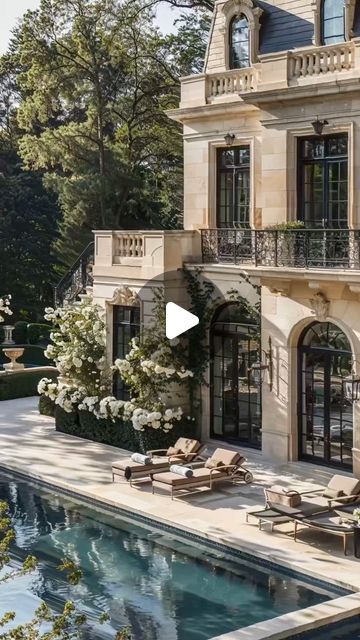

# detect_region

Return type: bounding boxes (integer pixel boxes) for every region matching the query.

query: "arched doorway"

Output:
[210,302,261,448]
[298,321,353,469]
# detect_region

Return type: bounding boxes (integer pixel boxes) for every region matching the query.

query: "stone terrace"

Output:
[0,396,360,639]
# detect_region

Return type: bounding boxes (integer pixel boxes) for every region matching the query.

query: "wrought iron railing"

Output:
[54,242,94,306]
[201,229,360,269]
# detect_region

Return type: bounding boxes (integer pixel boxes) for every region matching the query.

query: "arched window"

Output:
[298,321,353,469]
[322,0,345,45]
[230,15,250,69]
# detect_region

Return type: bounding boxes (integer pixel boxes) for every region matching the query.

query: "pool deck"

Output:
[1,397,360,639]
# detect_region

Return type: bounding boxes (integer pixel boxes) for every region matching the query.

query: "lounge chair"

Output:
[111,437,203,485]
[151,447,253,499]
[293,512,355,556]
[265,474,360,518]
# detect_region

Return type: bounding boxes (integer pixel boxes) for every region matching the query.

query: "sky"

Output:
[0,0,181,54]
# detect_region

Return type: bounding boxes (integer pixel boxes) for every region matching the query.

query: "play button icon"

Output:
[166,303,199,340]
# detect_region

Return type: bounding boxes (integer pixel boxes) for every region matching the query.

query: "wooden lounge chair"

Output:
[293,512,355,556]
[111,437,203,485]
[151,447,253,499]
[265,474,360,517]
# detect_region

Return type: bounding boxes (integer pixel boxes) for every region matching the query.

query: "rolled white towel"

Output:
[131,453,152,465]
[170,464,193,478]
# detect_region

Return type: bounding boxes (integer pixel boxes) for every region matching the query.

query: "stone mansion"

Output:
[58,0,360,476]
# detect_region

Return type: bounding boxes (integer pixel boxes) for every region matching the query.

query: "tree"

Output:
[161,0,214,10]
[0,145,60,317]
[9,0,184,265]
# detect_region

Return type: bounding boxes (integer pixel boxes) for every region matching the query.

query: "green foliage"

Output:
[0,369,57,401]
[55,405,197,452]
[45,301,108,396]
[0,145,60,312]
[266,221,305,230]
[27,323,51,345]
[39,394,56,417]
[13,321,28,344]
[162,0,214,9]
[8,0,187,264]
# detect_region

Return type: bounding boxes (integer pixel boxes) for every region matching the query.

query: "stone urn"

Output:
[2,325,15,345]
[2,347,25,371]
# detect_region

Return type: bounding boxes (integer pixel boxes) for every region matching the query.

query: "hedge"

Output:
[0,369,58,401]
[13,321,28,344]
[39,395,56,417]
[55,406,198,453]
[27,323,51,345]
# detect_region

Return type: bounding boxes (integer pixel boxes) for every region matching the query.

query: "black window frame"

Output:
[297,133,348,229]
[298,321,353,470]
[229,14,250,69]
[217,146,251,228]
[112,305,141,400]
[210,302,261,449]
[321,0,345,45]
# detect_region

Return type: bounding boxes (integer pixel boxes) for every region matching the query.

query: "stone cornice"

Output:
[166,101,259,123]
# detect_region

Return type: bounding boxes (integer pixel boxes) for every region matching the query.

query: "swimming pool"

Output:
[294,617,360,639]
[0,474,348,640]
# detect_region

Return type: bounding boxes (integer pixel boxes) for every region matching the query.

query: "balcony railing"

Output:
[201,229,360,269]
[288,42,354,82]
[207,68,258,99]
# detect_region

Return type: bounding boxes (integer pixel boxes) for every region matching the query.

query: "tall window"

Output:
[299,322,353,469]
[230,15,250,69]
[298,134,348,228]
[113,305,141,399]
[211,302,261,448]
[217,147,250,228]
[322,0,345,44]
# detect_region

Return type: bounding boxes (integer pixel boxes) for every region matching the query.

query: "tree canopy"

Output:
[0,0,211,303]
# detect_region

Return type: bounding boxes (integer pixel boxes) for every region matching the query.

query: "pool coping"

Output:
[1,460,360,640]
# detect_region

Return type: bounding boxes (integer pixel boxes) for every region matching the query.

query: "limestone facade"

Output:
[93,0,360,476]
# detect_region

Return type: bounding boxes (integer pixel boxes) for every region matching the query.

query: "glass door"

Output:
[299,322,353,469]
[211,303,261,448]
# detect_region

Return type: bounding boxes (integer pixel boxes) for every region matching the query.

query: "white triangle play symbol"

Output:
[166,302,199,340]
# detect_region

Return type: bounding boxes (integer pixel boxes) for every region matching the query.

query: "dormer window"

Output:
[230,15,250,68]
[312,0,355,46]
[322,0,345,44]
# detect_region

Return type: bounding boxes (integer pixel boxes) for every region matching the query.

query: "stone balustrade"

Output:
[116,233,144,257]
[289,42,354,81]
[178,40,360,108]
[93,230,202,280]
[207,68,258,99]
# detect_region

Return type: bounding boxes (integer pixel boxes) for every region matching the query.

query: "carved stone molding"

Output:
[222,0,263,65]
[310,291,330,322]
[108,286,139,307]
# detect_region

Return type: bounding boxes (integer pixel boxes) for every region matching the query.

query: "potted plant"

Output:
[265,221,305,267]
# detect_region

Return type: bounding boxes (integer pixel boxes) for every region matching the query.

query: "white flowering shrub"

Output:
[44,301,108,396]
[38,294,195,433]
[0,295,12,323]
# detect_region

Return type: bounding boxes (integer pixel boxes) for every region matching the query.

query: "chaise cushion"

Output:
[211,448,241,468]
[174,438,200,455]
[152,467,228,486]
[166,446,181,456]
[326,475,360,500]
[112,457,169,473]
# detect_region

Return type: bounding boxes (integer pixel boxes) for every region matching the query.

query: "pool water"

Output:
[0,476,344,640]
[294,618,360,639]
